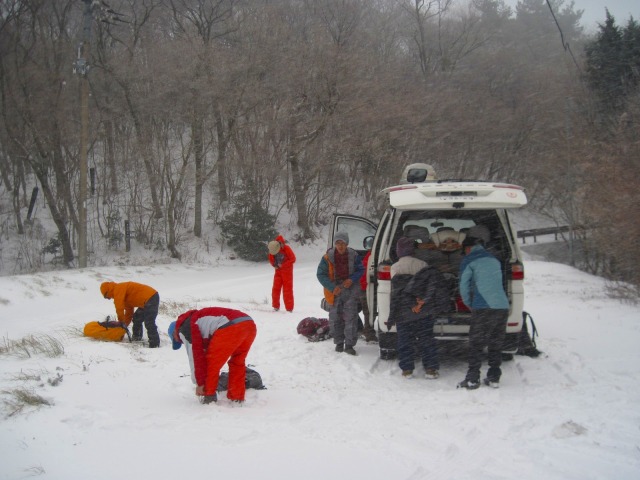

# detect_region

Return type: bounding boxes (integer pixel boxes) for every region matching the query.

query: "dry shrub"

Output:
[2,387,53,417]
[0,334,64,358]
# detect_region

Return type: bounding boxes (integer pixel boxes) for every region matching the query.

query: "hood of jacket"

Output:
[100,281,116,299]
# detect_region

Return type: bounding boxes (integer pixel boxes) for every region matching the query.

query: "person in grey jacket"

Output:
[388,237,450,379]
[317,231,363,356]
[457,235,510,390]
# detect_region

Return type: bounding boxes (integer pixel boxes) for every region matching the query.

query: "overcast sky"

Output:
[503,0,638,32]
[574,0,638,30]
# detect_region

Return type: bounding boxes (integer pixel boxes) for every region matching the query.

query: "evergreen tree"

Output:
[585,10,640,112]
[218,187,278,262]
[621,17,640,92]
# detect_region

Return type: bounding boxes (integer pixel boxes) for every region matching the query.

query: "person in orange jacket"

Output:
[100,281,160,348]
[172,307,257,404]
[268,234,296,312]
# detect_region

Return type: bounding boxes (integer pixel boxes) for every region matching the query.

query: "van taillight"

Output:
[377,264,391,281]
[510,262,524,280]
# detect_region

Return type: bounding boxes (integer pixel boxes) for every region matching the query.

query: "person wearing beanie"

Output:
[172,307,257,404]
[390,236,427,277]
[316,230,364,355]
[333,230,349,245]
[457,233,509,390]
[387,236,449,379]
[268,235,296,312]
[100,281,160,348]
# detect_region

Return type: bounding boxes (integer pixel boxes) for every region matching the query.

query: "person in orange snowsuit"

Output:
[100,281,160,348]
[268,235,296,312]
[174,307,257,404]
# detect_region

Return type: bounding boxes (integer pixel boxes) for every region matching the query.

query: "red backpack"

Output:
[297,317,331,342]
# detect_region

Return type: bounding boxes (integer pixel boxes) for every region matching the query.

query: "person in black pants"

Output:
[457,235,510,389]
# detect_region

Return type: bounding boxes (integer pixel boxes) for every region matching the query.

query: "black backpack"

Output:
[516,311,542,357]
[217,367,266,391]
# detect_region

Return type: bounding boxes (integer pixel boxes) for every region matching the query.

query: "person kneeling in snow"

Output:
[170,307,257,404]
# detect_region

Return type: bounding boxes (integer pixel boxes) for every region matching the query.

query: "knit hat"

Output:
[462,236,482,249]
[168,321,182,350]
[334,231,349,245]
[468,224,490,244]
[268,241,281,255]
[395,237,415,258]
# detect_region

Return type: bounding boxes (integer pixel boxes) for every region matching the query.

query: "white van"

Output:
[328,164,527,359]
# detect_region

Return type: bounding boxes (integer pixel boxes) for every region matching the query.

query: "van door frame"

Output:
[329,213,379,327]
[328,213,378,256]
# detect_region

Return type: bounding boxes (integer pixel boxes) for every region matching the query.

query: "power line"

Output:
[545,0,581,72]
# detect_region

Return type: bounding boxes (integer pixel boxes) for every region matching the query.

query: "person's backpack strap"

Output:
[523,311,538,349]
[520,311,542,357]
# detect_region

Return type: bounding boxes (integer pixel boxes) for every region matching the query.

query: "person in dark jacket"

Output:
[316,231,364,356]
[172,307,257,404]
[100,281,160,348]
[457,235,510,390]
[388,237,450,379]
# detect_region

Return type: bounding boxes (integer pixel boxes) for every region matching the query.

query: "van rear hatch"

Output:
[384,182,527,209]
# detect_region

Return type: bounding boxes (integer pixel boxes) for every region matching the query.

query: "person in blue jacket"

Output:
[457,234,510,390]
[317,231,364,356]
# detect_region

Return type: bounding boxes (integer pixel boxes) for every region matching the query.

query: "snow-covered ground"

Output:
[0,244,639,480]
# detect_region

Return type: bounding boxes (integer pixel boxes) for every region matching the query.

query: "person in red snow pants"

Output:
[177,307,257,404]
[268,234,296,312]
[205,321,256,401]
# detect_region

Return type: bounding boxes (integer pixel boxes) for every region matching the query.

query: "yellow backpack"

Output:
[83,319,130,342]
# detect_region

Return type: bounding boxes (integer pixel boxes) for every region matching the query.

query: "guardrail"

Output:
[516,225,581,244]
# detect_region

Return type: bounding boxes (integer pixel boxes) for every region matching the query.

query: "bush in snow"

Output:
[218,189,277,262]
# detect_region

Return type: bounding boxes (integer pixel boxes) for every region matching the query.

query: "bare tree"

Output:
[167,0,239,237]
[0,0,81,266]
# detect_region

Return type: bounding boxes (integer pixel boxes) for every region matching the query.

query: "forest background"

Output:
[0,0,638,296]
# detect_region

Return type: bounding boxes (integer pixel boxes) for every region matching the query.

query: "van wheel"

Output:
[378,332,397,360]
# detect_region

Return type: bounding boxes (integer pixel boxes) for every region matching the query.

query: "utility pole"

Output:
[75,0,93,268]
[74,1,125,268]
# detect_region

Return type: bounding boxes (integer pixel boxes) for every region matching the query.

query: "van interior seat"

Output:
[403,225,431,243]
[431,229,466,247]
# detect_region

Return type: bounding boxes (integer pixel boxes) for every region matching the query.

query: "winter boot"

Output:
[483,378,500,389]
[424,369,440,380]
[457,379,480,390]
[201,393,217,404]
